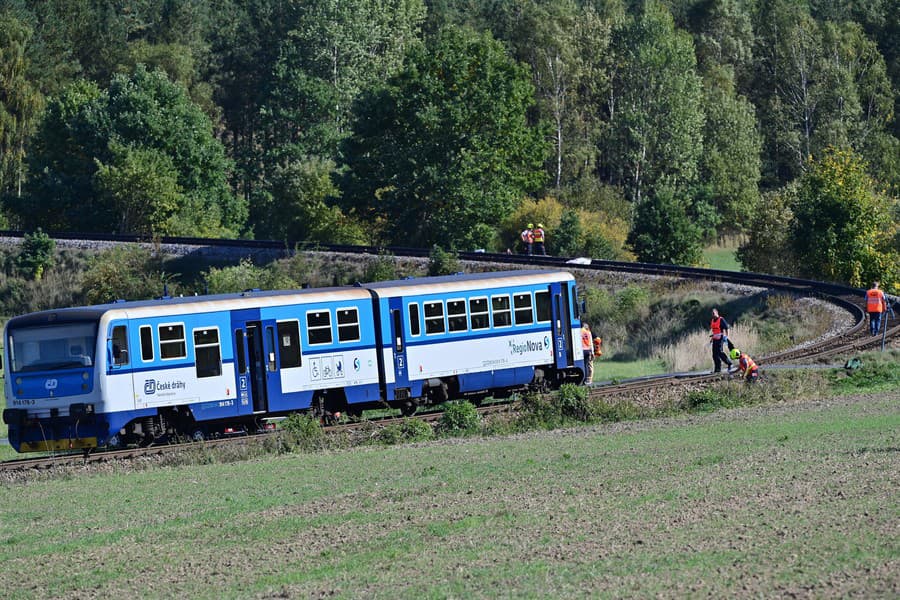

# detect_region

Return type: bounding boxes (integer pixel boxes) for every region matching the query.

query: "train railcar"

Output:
[2,270,583,453]
[361,270,583,414]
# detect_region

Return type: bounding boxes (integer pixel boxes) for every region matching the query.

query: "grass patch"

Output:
[830,350,900,393]
[1,393,897,598]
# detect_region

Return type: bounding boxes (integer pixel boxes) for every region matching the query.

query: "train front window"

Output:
[8,322,97,373]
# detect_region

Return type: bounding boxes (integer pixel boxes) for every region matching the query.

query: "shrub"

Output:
[557,384,591,421]
[517,391,560,429]
[591,398,643,422]
[377,418,434,445]
[280,413,327,452]
[427,245,460,276]
[364,251,398,282]
[436,400,480,436]
[17,229,55,280]
[82,245,177,303]
[682,387,742,412]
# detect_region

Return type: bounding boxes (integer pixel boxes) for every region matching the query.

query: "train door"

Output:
[550,283,575,369]
[388,297,410,394]
[231,309,276,414]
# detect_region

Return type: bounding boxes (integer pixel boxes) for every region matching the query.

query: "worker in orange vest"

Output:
[709,308,734,373]
[520,224,534,255]
[593,336,602,358]
[581,322,594,384]
[532,223,547,256]
[866,281,887,336]
[730,348,759,383]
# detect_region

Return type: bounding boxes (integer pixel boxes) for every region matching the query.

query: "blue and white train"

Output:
[2,269,584,453]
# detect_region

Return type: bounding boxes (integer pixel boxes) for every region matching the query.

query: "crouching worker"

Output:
[730,348,759,383]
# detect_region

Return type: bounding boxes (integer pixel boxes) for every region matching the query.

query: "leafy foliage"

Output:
[81,246,177,304]
[427,246,460,276]
[627,187,704,264]
[791,148,896,287]
[436,400,481,436]
[343,26,549,249]
[204,258,297,294]
[19,66,246,237]
[376,418,434,445]
[16,229,54,280]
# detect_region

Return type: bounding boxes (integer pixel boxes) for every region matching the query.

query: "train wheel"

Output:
[400,401,418,417]
[190,428,205,443]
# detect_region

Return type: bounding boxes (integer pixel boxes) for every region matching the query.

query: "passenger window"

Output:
[159,324,186,359]
[278,321,301,368]
[306,310,332,345]
[140,325,153,361]
[424,301,445,334]
[492,295,511,328]
[194,328,222,378]
[514,293,534,325]
[337,308,360,342]
[447,299,467,332]
[469,297,489,330]
[408,303,421,336]
[111,325,128,366]
[535,291,551,323]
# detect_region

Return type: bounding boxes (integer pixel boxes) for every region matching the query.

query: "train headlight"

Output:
[82,371,89,380]
[15,377,21,386]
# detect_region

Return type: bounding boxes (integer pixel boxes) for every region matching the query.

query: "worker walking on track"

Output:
[866,281,887,336]
[581,322,594,384]
[709,308,734,373]
[730,348,759,383]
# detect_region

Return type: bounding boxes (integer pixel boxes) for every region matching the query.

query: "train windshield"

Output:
[7,322,98,373]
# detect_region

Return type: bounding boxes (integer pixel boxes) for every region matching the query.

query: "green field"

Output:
[2,392,897,598]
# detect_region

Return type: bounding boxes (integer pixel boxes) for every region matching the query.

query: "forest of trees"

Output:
[0,0,897,288]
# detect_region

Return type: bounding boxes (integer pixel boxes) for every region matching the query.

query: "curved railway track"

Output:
[1,232,897,474]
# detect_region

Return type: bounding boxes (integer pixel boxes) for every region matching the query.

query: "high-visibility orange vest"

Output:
[581,328,591,350]
[532,228,545,242]
[593,336,603,357]
[710,317,726,340]
[866,288,886,313]
[739,353,757,374]
[521,229,533,243]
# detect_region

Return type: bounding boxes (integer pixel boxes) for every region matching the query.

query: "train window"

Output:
[193,328,222,378]
[491,295,511,328]
[408,303,421,336]
[424,301,445,335]
[234,329,247,374]
[159,324,186,359]
[337,308,361,342]
[140,325,154,361]
[514,293,534,325]
[277,321,301,368]
[306,310,332,345]
[469,297,489,330]
[447,299,467,332]
[111,325,129,366]
[535,290,551,323]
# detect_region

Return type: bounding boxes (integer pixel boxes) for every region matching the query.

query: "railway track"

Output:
[1,232,896,475]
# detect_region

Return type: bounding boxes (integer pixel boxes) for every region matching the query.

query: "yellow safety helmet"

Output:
[527,223,533,228]
[730,348,741,360]
[537,223,544,228]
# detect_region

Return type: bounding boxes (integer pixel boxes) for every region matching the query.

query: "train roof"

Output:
[361,269,573,297]
[5,286,372,327]
[4,269,574,328]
